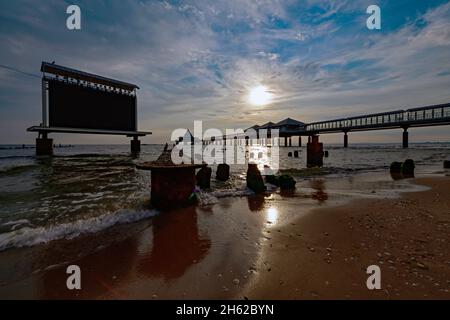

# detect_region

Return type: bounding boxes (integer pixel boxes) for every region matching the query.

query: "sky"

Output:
[0,0,450,144]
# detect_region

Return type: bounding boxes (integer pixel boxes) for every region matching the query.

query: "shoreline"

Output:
[0,174,448,299]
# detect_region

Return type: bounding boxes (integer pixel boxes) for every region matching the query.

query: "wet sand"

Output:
[0,176,448,299]
[246,177,450,299]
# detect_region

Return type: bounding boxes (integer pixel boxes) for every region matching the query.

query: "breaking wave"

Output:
[0,208,158,251]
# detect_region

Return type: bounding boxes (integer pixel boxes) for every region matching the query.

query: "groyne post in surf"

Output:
[307,135,324,168]
[216,164,230,181]
[196,166,212,189]
[246,163,266,193]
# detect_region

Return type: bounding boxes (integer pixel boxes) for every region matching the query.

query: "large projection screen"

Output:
[48,79,137,131]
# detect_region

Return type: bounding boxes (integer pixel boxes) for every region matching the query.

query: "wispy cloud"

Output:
[0,0,449,143]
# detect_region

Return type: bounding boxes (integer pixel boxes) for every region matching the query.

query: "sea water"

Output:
[0,143,449,251]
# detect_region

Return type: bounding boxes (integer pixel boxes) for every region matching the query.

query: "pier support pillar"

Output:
[402,128,409,149]
[307,135,324,168]
[344,132,348,148]
[131,136,141,153]
[36,133,53,156]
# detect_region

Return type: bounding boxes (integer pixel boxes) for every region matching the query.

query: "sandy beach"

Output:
[246,177,450,299]
[0,174,448,300]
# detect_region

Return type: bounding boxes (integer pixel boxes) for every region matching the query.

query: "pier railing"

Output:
[305,103,450,133]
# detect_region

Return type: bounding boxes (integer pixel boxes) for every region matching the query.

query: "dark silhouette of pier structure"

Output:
[204,103,450,149]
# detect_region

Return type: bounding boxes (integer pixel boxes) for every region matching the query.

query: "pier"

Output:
[204,102,450,149]
[304,103,450,148]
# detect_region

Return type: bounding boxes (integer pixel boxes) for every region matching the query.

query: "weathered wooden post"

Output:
[247,163,266,193]
[196,166,212,189]
[216,163,230,181]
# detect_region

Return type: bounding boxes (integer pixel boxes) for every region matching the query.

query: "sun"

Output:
[248,85,273,106]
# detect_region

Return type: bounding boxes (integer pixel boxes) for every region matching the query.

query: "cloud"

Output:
[0,0,449,144]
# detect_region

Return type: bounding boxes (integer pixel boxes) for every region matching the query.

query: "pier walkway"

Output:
[204,103,450,148]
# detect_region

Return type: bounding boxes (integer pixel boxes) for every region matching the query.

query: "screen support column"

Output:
[131,136,141,153]
[36,131,53,156]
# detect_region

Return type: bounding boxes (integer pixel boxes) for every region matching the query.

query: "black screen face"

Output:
[48,80,136,131]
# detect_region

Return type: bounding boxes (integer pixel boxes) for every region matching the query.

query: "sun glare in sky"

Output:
[248,85,273,106]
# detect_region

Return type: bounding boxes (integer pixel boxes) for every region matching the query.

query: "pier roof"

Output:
[274,118,305,126]
[245,124,260,132]
[258,122,276,129]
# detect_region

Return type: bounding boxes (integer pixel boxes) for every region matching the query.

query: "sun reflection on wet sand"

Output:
[266,207,279,226]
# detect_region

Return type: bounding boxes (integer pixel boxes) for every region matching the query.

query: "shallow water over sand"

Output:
[0,143,449,250]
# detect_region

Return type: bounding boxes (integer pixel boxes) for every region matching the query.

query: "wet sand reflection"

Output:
[37,206,210,298]
[137,206,210,281]
[309,179,328,204]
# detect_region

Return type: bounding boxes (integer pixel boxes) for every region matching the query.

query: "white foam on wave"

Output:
[1,219,30,230]
[198,188,254,206]
[0,209,158,251]
[197,192,219,206]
